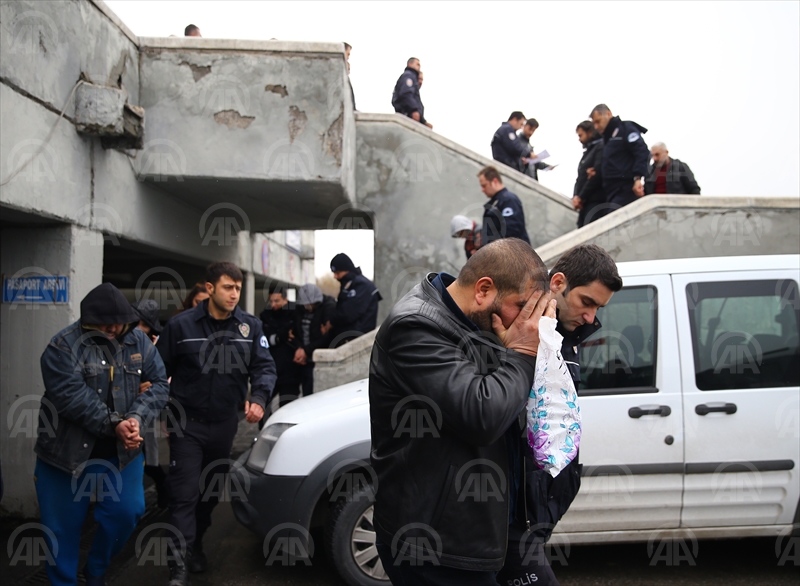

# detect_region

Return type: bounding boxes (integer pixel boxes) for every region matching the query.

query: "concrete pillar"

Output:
[0,225,103,517]
[244,271,255,316]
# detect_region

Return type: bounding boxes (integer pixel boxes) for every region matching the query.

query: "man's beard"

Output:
[466,299,502,333]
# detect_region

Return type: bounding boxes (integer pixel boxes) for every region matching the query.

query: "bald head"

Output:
[456,238,548,297]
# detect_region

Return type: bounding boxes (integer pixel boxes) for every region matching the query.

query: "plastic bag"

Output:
[526,316,581,478]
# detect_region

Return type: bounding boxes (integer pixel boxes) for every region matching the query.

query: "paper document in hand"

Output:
[529,150,550,165]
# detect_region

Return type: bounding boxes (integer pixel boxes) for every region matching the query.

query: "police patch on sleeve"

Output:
[259,335,269,349]
[502,207,514,217]
[627,132,640,143]
[406,78,413,86]
[508,132,516,140]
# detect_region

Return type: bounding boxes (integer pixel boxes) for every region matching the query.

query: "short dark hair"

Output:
[590,103,611,117]
[407,57,419,66]
[576,120,595,133]
[206,261,243,285]
[508,111,526,122]
[525,118,539,129]
[458,239,549,296]
[550,244,622,292]
[184,24,200,36]
[269,287,288,299]
[477,165,502,183]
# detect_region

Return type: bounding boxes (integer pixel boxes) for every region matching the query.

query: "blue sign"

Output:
[3,276,69,304]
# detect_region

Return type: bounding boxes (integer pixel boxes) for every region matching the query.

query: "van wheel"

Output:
[325,485,390,585]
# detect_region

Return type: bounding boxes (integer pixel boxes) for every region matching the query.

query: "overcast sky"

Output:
[106,0,799,277]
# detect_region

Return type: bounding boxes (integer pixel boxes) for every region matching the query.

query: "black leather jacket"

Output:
[369,273,537,571]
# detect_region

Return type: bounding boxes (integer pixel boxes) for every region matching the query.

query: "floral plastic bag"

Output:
[526,316,581,478]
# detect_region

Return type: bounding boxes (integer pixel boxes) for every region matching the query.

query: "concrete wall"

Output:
[0,225,103,517]
[535,196,800,266]
[354,113,578,322]
[313,329,376,392]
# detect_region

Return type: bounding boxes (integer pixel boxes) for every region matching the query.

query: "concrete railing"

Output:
[535,195,800,265]
[312,329,377,392]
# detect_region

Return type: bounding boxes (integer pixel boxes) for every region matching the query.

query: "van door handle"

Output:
[695,403,737,416]
[628,405,672,419]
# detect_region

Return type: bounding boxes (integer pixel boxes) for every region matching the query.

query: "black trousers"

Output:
[496,524,560,586]
[167,414,239,553]
[301,364,314,396]
[376,539,498,586]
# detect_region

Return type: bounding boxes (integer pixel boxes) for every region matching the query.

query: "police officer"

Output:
[157,262,276,585]
[573,120,606,228]
[391,57,428,126]
[329,253,382,347]
[517,118,554,180]
[260,287,302,412]
[590,103,649,216]
[478,165,531,245]
[491,111,531,170]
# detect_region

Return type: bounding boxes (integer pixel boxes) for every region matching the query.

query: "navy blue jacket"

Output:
[491,122,531,169]
[332,270,382,346]
[157,300,276,421]
[37,323,169,473]
[391,67,426,123]
[482,187,530,245]
[601,116,649,183]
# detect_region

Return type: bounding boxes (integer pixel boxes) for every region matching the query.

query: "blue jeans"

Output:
[34,454,145,586]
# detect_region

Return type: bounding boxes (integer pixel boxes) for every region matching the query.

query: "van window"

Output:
[578,286,657,394]
[687,279,800,390]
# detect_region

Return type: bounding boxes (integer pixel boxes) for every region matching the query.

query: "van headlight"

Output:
[246,422,295,472]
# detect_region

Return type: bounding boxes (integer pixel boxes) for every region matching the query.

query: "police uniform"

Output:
[157,299,276,566]
[391,67,426,124]
[331,270,382,346]
[491,122,531,169]
[600,116,649,213]
[482,187,531,245]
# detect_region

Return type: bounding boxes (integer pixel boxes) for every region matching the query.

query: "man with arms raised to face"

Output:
[497,243,622,586]
[370,239,556,585]
[157,262,276,586]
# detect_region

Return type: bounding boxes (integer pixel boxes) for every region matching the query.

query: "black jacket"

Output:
[332,269,381,345]
[601,116,649,182]
[370,273,537,571]
[157,300,276,421]
[391,67,426,123]
[491,122,531,169]
[260,302,302,384]
[574,138,605,205]
[294,295,337,361]
[517,133,550,180]
[482,187,530,245]
[644,158,701,195]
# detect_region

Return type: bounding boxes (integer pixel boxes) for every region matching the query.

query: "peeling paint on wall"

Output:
[180,61,211,82]
[288,105,307,143]
[214,110,255,129]
[323,110,344,166]
[265,84,288,97]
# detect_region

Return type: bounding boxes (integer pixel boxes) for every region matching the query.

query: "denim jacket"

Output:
[36,321,169,474]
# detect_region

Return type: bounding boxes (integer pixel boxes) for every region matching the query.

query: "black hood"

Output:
[80,283,140,326]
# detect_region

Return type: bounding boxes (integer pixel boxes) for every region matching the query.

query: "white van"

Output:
[231,254,800,586]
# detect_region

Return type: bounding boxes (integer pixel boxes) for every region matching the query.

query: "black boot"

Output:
[167,555,190,586]
[187,540,207,573]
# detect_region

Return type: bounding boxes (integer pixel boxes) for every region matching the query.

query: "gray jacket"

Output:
[36,321,169,474]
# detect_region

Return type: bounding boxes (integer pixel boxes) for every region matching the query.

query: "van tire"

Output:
[325,485,390,586]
